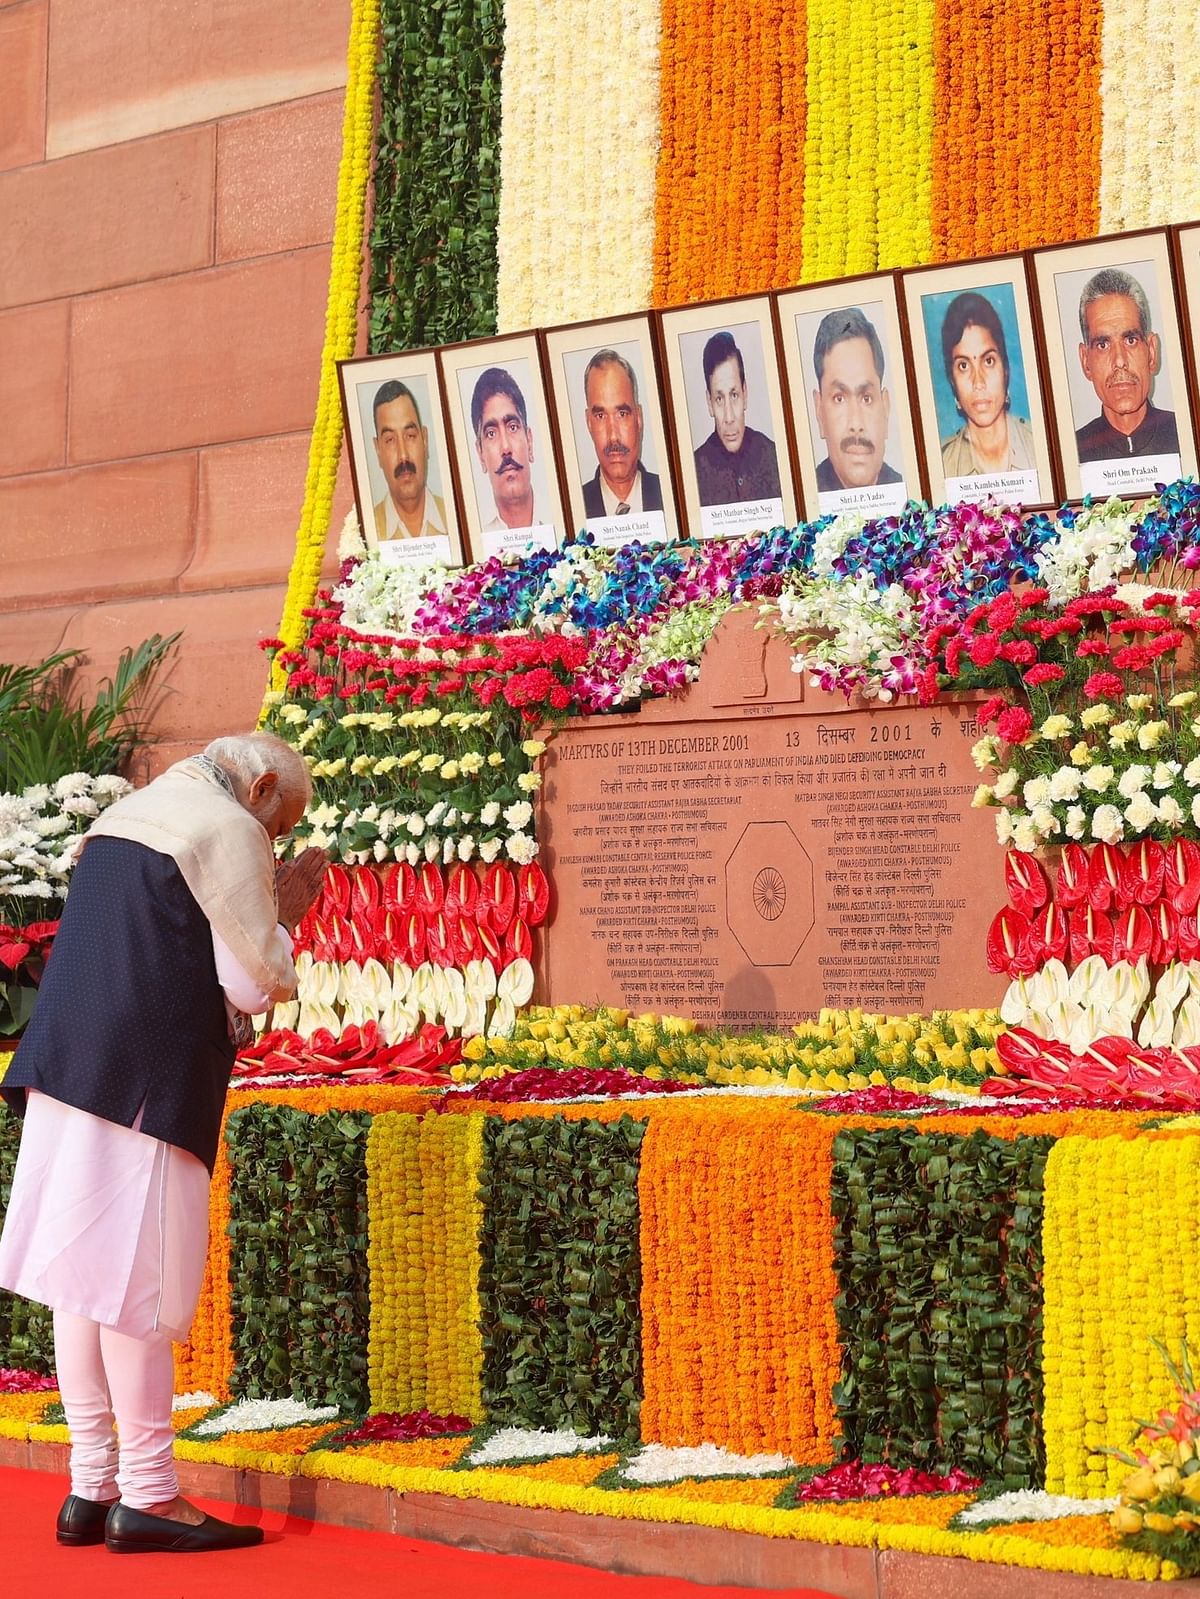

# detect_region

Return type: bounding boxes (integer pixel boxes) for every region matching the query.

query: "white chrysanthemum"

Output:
[504,832,538,865]
[1022,776,1050,808]
[1065,806,1087,840]
[1159,796,1185,829]
[1124,792,1158,832]
[480,801,501,826]
[52,772,92,799]
[502,800,533,831]
[992,769,1019,800]
[479,838,502,864]
[1082,765,1115,793]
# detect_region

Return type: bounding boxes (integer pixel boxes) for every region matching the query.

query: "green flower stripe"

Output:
[227,1105,372,1412]
[478,1114,646,1442]
[831,1127,1051,1489]
[369,0,503,353]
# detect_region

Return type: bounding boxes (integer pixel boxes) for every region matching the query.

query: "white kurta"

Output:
[0,926,292,1341]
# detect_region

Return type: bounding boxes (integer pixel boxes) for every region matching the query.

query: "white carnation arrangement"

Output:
[0,772,131,921]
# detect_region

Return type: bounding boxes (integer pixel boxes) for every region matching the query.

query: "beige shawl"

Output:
[84,758,296,1002]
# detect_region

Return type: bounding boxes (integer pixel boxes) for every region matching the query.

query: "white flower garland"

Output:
[466,1426,612,1466]
[191,1397,340,1437]
[621,1442,795,1484]
[956,1489,1118,1527]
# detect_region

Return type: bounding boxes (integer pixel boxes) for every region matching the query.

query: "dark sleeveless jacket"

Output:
[1,836,236,1173]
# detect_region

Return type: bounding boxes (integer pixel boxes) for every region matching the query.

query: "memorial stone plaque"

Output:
[539,610,1006,1027]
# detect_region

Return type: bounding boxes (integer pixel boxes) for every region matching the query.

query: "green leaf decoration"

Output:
[369,0,503,352]
[478,1115,646,1442]
[831,1127,1051,1489]
[0,1114,54,1373]
[227,1105,372,1412]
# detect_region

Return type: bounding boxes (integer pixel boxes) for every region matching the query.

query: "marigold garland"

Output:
[930,0,1101,258]
[263,0,381,702]
[418,1113,486,1421]
[638,1104,842,1461]
[366,1112,426,1413]
[1042,1134,1200,1498]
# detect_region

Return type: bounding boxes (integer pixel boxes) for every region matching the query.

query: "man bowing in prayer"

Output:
[0,732,326,1554]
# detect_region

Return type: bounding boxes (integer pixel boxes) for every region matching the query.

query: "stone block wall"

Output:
[0,0,357,773]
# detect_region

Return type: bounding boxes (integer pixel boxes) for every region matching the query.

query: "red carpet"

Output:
[0,1467,833,1597]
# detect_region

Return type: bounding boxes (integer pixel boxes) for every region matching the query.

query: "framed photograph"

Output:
[1032,229,1196,500]
[542,313,680,550]
[658,295,798,540]
[901,255,1057,511]
[775,274,919,518]
[337,348,465,567]
[438,332,567,561]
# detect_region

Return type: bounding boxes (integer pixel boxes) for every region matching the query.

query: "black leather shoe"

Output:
[105,1501,265,1554]
[57,1494,118,1546]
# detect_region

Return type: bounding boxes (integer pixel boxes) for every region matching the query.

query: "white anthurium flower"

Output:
[1000,977,1034,1026]
[444,967,466,1004]
[1041,1000,1079,1046]
[342,997,368,1030]
[1025,1009,1053,1040]
[1067,1002,1105,1056]
[1038,960,1071,1006]
[442,987,467,1034]
[1155,962,1191,1011]
[294,950,314,982]
[336,963,359,1007]
[1137,997,1178,1048]
[358,959,392,1009]
[411,964,439,1023]
[393,996,423,1039]
[391,962,413,1002]
[488,995,517,1037]
[314,962,341,1008]
[498,959,535,1008]
[1097,1005,1135,1040]
[1067,956,1110,1006]
[461,998,488,1039]
[1102,961,1140,1014]
[464,959,497,1002]
[271,1000,300,1033]
[1174,996,1200,1048]
[1186,962,1200,1000]
[297,1000,341,1038]
[430,965,453,1021]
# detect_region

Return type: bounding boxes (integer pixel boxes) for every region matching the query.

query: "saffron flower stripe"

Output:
[638,1106,842,1461]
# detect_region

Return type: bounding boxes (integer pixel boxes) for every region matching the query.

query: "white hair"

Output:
[204,732,311,807]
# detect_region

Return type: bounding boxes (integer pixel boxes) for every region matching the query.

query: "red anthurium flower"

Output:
[352,868,381,920]
[1088,842,1125,911]
[453,915,482,966]
[1180,912,1200,961]
[504,916,533,963]
[417,862,444,916]
[324,864,352,915]
[425,912,452,968]
[447,863,478,914]
[517,863,551,926]
[1151,901,1180,965]
[1037,903,1069,963]
[1166,840,1200,914]
[1121,839,1165,906]
[329,912,353,964]
[1113,904,1153,963]
[986,907,1032,975]
[1055,843,1092,909]
[378,906,402,963]
[477,923,503,967]
[484,864,516,932]
[404,912,426,967]
[1005,851,1049,916]
[1069,905,1115,965]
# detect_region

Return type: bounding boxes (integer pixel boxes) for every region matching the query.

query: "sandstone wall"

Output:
[0,0,356,774]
